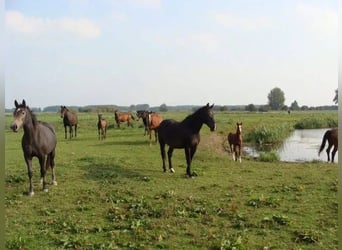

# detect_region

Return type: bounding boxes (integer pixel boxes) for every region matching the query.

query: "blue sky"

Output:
[5,0,337,108]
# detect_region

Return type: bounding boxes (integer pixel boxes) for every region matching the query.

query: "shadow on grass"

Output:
[78,156,144,181]
[91,140,149,146]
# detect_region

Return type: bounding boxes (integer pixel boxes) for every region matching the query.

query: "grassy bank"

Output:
[5,110,338,249]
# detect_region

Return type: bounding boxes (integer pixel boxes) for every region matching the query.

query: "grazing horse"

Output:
[97,113,108,140]
[114,110,135,128]
[10,100,57,196]
[318,128,338,163]
[158,103,216,177]
[60,106,78,139]
[228,122,243,162]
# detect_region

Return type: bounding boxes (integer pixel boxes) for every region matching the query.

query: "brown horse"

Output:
[97,113,108,140]
[136,110,163,145]
[318,128,338,163]
[228,122,243,162]
[10,100,57,196]
[147,112,163,145]
[114,110,135,128]
[158,103,216,177]
[60,106,78,139]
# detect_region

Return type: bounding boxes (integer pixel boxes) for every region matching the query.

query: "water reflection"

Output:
[244,129,338,163]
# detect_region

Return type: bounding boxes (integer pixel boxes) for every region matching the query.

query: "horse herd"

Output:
[9,100,338,196]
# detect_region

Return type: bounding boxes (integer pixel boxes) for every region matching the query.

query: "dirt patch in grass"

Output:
[201,132,229,157]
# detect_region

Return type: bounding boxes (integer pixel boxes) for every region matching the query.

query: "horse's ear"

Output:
[22,100,26,107]
[210,103,214,109]
[14,100,19,108]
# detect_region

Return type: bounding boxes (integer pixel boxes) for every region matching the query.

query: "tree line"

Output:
[5,87,337,113]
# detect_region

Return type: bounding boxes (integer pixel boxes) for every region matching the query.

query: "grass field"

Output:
[5,110,338,249]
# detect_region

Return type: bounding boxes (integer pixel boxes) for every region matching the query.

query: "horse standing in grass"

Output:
[10,100,57,196]
[60,106,78,139]
[97,114,108,140]
[147,112,163,145]
[158,103,216,177]
[318,128,338,163]
[136,110,150,135]
[114,110,135,128]
[228,122,243,162]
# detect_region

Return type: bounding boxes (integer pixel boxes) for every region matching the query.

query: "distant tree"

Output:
[159,103,168,112]
[333,89,338,104]
[259,105,270,112]
[245,104,257,112]
[290,100,300,111]
[267,87,285,110]
[219,105,228,111]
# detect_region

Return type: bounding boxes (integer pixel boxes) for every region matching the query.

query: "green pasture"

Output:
[5,110,338,249]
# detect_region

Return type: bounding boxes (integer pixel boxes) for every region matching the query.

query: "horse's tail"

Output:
[318,130,330,156]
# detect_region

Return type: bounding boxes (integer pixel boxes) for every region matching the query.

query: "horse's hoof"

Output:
[52,181,58,186]
[170,168,175,173]
[28,191,34,196]
[43,188,49,192]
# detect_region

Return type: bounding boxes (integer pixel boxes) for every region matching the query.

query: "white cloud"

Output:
[296,2,337,39]
[6,10,101,39]
[212,12,272,32]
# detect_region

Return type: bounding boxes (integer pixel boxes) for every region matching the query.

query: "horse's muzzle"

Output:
[211,124,217,132]
[10,124,18,132]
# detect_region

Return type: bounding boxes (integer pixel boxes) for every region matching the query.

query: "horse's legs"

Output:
[69,125,73,139]
[64,125,67,139]
[331,146,337,163]
[25,157,34,196]
[159,141,167,172]
[326,144,332,162]
[98,127,101,140]
[238,145,242,163]
[185,146,197,177]
[167,147,175,173]
[74,124,77,138]
[49,150,57,185]
[230,144,236,161]
[38,156,48,192]
[154,130,158,142]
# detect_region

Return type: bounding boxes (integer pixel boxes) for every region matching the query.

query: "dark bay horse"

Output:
[60,106,78,139]
[97,114,108,140]
[318,128,338,163]
[228,122,243,162]
[136,110,150,135]
[114,110,135,128]
[158,103,216,177]
[10,100,57,196]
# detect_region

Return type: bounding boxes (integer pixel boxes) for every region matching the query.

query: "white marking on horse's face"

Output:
[238,124,242,133]
[11,108,26,132]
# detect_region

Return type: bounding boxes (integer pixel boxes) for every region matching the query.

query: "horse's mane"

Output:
[182,105,206,124]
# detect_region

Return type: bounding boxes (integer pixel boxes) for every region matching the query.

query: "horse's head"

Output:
[11,99,29,132]
[237,122,242,133]
[201,103,216,132]
[60,106,67,118]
